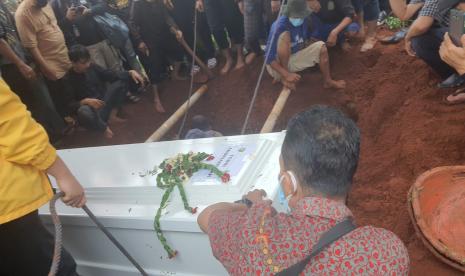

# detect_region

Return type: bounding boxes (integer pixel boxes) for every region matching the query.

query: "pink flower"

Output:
[221,173,231,183]
[190,207,198,214]
[165,164,172,173]
[206,155,215,161]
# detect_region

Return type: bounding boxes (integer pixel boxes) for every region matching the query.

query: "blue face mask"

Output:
[278,171,298,213]
[289,18,305,27]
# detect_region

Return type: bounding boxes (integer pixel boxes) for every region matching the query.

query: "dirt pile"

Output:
[59,37,465,274]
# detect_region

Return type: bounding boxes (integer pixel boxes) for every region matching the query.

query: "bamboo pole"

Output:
[145,85,208,143]
[170,27,214,79]
[260,88,291,134]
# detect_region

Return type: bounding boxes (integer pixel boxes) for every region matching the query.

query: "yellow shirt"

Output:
[0,80,56,224]
[15,0,71,80]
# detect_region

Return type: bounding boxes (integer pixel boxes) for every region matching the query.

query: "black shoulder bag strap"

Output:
[275,218,357,276]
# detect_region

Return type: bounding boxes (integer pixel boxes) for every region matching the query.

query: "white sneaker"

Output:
[207,58,217,69]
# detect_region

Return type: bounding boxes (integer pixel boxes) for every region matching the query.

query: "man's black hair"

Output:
[68,44,91,63]
[191,115,211,131]
[281,105,360,197]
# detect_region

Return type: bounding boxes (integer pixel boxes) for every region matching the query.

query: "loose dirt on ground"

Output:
[59,31,465,275]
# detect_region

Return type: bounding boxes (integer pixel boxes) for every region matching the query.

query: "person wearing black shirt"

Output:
[129,0,185,113]
[309,0,360,49]
[52,0,124,71]
[65,45,144,138]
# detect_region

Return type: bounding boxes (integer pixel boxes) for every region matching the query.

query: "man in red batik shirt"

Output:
[198,105,409,275]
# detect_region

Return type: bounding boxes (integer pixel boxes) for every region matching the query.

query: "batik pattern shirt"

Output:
[207,196,410,275]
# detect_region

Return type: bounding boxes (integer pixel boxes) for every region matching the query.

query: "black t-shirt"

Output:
[316,0,355,24]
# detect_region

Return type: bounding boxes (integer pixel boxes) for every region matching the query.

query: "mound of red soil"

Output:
[59,36,465,275]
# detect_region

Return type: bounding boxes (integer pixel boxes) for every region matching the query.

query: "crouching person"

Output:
[66,45,145,138]
[0,80,86,275]
[265,0,346,90]
[198,106,409,275]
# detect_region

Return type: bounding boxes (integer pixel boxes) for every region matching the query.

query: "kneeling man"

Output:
[265,0,346,90]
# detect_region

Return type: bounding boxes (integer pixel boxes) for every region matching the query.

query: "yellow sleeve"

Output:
[0,80,57,171]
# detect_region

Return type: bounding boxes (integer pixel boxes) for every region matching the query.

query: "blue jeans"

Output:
[411,27,455,79]
[310,14,360,44]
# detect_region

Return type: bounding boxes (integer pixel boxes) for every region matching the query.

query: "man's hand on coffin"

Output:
[244,189,268,204]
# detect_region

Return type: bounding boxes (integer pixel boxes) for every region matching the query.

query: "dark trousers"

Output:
[204,0,244,49]
[77,79,127,131]
[45,78,73,117]
[1,64,66,136]
[411,27,455,79]
[244,0,269,54]
[170,0,216,61]
[0,210,77,276]
[143,32,184,84]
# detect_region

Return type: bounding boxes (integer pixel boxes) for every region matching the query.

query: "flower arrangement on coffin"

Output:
[143,152,230,258]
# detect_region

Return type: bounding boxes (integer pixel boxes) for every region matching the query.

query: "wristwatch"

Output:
[234,197,253,208]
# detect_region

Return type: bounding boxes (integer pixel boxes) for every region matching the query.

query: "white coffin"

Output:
[39,132,286,276]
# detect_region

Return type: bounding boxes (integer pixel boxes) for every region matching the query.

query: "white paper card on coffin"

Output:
[39,132,286,276]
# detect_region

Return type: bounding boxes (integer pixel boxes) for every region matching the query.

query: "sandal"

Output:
[380,28,407,45]
[443,88,465,105]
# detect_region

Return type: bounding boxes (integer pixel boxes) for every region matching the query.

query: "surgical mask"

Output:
[278,171,298,213]
[289,18,305,27]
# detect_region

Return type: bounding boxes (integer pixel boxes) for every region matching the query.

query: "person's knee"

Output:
[410,36,425,57]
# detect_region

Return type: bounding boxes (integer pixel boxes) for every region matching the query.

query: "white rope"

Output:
[241,1,287,135]
[177,7,199,139]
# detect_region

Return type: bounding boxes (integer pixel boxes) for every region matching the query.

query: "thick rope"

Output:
[48,192,65,276]
[177,8,199,139]
[240,2,287,135]
[49,192,149,276]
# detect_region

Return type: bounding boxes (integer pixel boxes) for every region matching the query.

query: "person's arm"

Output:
[327,17,352,46]
[198,202,247,233]
[15,12,58,80]
[440,33,465,75]
[390,0,423,20]
[0,39,36,80]
[404,15,434,55]
[198,189,268,233]
[0,82,86,207]
[46,156,87,207]
[29,47,58,80]
[51,0,78,47]
[128,0,148,55]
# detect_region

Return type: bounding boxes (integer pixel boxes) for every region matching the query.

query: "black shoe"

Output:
[438,73,465,88]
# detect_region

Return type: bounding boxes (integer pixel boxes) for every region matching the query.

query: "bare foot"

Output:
[109,109,128,124]
[324,79,346,89]
[221,59,233,75]
[154,100,166,113]
[234,58,245,71]
[104,127,114,139]
[361,37,377,52]
[109,115,127,124]
[245,52,257,65]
